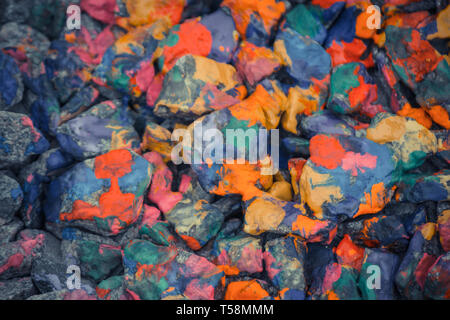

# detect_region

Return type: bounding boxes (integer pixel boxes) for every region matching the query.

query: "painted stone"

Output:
[274,27,331,133]
[213,234,263,275]
[268,180,293,202]
[145,152,223,250]
[44,149,152,236]
[384,26,450,107]
[94,21,163,99]
[96,275,131,300]
[224,279,273,300]
[438,205,450,252]
[31,232,82,293]
[0,0,76,39]
[0,0,448,302]
[433,130,450,166]
[288,158,307,197]
[112,0,184,28]
[324,5,374,68]
[346,214,410,251]
[145,151,187,214]
[164,195,224,251]
[24,92,61,136]
[327,62,378,116]
[0,22,50,79]
[243,193,337,243]
[306,237,363,300]
[80,0,120,24]
[283,139,310,160]
[19,148,73,228]
[424,251,450,299]
[156,8,238,74]
[61,238,122,284]
[334,235,364,272]
[221,0,286,46]
[264,236,307,300]
[300,134,397,220]
[233,41,281,86]
[0,229,55,280]
[59,86,100,125]
[45,14,116,103]
[320,263,361,300]
[140,122,173,161]
[282,4,327,44]
[395,223,441,299]
[186,83,285,200]
[366,113,437,172]
[275,27,331,91]
[154,55,246,120]
[304,243,336,299]
[123,239,224,300]
[300,109,356,139]
[55,100,140,160]
[0,0,34,25]
[358,248,400,300]
[395,171,450,203]
[138,205,175,247]
[305,0,345,29]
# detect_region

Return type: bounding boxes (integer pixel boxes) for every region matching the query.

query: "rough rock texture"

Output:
[0,0,449,301]
[0,112,49,169]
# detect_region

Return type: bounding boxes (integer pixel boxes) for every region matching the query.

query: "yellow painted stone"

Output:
[421,222,437,240]
[269,181,293,201]
[244,196,285,235]
[300,163,343,216]
[366,115,406,144]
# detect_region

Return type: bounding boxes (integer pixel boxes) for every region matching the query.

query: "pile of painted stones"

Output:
[0,0,449,300]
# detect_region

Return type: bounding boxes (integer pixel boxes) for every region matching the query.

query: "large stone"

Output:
[243,193,337,243]
[44,149,152,236]
[300,134,396,220]
[55,100,140,161]
[366,113,437,172]
[384,25,450,107]
[154,55,246,120]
